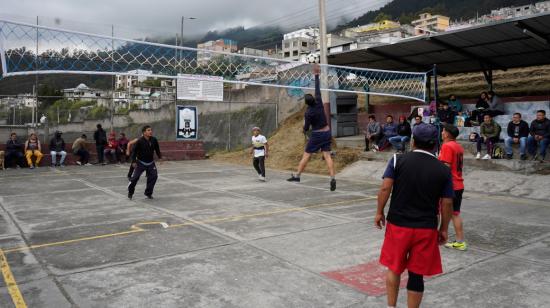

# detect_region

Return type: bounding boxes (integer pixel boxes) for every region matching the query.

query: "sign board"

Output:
[176,106,198,140]
[176,74,223,102]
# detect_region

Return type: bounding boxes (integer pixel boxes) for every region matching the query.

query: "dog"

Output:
[0,151,4,170]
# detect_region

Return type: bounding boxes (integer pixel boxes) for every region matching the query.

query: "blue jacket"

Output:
[383,122,398,138]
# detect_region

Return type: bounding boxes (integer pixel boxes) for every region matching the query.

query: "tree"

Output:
[374,12,393,22]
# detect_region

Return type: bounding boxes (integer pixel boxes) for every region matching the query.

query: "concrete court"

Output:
[0,160,549,308]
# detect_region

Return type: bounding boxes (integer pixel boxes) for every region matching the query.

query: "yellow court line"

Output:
[2,197,376,254]
[0,249,27,308]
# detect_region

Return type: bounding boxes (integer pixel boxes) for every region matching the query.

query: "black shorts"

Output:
[453,189,464,215]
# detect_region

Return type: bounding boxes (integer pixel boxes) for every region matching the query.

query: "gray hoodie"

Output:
[365,121,381,136]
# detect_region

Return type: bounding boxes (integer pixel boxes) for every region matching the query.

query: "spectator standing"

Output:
[94,124,107,165]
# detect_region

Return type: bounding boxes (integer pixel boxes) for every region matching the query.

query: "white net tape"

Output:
[0,19,428,102]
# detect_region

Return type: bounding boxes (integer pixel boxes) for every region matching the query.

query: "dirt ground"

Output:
[212,110,362,175]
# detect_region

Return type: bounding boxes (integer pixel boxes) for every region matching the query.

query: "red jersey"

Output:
[439,140,464,191]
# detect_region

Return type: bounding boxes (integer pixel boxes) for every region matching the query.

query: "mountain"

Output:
[337,0,535,29]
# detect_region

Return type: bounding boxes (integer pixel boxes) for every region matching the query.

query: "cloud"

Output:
[0,0,389,39]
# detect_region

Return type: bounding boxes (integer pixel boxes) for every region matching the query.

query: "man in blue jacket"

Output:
[287,64,336,191]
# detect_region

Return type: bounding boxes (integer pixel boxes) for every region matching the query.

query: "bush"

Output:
[89,106,109,119]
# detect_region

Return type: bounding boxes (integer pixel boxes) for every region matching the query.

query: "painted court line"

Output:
[0,249,27,308]
[1,197,375,254]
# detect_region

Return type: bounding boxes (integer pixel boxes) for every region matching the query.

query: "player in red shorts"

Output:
[375,123,453,308]
[439,124,467,251]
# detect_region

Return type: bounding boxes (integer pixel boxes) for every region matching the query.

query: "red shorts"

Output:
[379,222,442,276]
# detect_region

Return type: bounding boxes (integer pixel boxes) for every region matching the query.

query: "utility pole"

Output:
[318,0,331,128]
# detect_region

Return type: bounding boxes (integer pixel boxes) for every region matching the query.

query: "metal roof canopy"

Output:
[329,12,550,77]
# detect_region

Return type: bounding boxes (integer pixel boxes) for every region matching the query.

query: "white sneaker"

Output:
[482,154,491,160]
[76,161,82,166]
[85,163,92,166]
[259,176,266,182]
[475,152,481,159]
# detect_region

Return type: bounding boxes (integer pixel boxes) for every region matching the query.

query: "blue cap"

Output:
[412,123,438,144]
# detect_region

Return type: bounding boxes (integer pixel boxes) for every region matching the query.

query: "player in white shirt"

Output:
[250,127,269,182]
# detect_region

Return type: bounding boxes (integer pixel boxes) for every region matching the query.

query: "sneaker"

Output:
[145,194,154,199]
[287,174,300,182]
[532,155,538,161]
[85,163,93,166]
[15,165,21,169]
[506,154,513,160]
[76,161,82,166]
[29,165,35,169]
[371,148,378,153]
[374,145,379,151]
[128,193,133,200]
[60,164,65,167]
[51,164,56,168]
[520,154,527,161]
[444,241,467,251]
[475,152,481,159]
[482,154,491,160]
[259,176,266,182]
[330,179,336,191]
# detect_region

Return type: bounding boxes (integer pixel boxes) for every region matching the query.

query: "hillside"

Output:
[338,0,535,29]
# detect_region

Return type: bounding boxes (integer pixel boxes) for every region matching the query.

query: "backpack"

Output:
[492,145,504,159]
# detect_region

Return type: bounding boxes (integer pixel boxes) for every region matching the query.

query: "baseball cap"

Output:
[412,123,438,144]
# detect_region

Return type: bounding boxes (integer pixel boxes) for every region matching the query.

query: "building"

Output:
[238,47,270,58]
[342,20,401,38]
[412,13,450,35]
[115,69,153,90]
[62,84,109,102]
[197,39,238,65]
[281,28,319,61]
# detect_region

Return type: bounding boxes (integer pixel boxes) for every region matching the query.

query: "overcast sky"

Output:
[0,0,389,39]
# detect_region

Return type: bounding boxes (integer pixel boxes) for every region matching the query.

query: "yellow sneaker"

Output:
[444,241,467,251]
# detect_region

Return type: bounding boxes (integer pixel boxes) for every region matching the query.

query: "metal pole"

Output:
[111,24,115,131]
[318,0,329,102]
[433,64,439,103]
[34,15,39,128]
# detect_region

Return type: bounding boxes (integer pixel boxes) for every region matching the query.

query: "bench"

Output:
[0,140,206,168]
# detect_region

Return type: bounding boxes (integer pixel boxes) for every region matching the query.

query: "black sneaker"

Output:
[145,194,154,199]
[506,154,513,160]
[520,154,527,161]
[287,174,300,182]
[330,179,336,191]
[128,193,133,200]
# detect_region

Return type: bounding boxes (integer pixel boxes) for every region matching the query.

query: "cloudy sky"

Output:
[0,0,389,39]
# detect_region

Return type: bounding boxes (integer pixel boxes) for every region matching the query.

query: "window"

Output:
[302,41,308,47]
[293,50,298,56]
[96,93,101,97]
[343,45,350,51]
[284,52,290,58]
[284,42,290,48]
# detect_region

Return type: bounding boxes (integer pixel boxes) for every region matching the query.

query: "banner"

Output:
[177,74,223,102]
[176,106,198,140]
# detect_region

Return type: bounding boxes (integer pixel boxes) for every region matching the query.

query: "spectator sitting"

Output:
[437,102,457,125]
[376,115,398,152]
[72,134,91,166]
[476,114,501,160]
[5,132,24,169]
[104,132,118,163]
[389,115,412,153]
[505,113,529,160]
[24,133,43,169]
[470,91,490,125]
[364,115,381,152]
[487,91,505,117]
[413,115,423,128]
[117,133,129,162]
[49,131,67,167]
[527,110,550,163]
[448,94,463,113]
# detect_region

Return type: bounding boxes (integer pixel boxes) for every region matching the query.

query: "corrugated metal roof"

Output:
[329,12,550,75]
